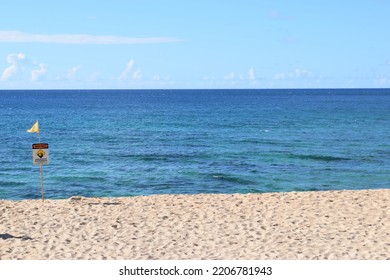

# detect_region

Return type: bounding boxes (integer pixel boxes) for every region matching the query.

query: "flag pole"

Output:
[37,124,44,202]
[27,120,46,202]
[40,164,45,202]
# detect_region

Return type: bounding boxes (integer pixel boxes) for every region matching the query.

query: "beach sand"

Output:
[1,189,389,260]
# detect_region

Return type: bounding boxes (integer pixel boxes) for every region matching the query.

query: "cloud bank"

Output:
[119,59,142,81]
[1,53,26,81]
[0,30,182,45]
[31,63,48,81]
[1,53,48,82]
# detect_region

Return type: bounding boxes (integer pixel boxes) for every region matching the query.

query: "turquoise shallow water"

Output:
[0,89,389,199]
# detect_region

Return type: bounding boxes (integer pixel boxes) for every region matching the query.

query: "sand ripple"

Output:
[1,190,389,259]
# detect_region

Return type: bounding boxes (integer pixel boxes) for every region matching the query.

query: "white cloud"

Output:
[273,68,315,80]
[31,63,48,81]
[291,69,314,79]
[1,53,50,82]
[375,76,390,87]
[132,69,142,80]
[119,59,135,80]
[0,30,181,45]
[248,67,255,80]
[88,72,99,82]
[67,66,81,80]
[119,59,143,81]
[1,53,27,81]
[224,68,256,81]
[7,53,26,63]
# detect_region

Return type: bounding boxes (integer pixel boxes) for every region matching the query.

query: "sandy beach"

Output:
[1,189,389,260]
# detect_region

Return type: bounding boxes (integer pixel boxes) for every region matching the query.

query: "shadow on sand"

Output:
[0,233,33,241]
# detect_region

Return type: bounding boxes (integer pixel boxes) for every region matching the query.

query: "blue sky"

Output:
[1,0,389,89]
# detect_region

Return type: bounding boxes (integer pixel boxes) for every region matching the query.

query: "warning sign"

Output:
[32,143,49,165]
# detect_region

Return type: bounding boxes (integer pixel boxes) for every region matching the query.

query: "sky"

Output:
[0,0,390,89]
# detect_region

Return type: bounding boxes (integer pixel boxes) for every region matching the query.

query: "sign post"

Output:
[27,121,49,202]
[32,143,49,202]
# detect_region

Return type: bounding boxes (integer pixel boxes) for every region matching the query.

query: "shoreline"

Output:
[1,187,389,201]
[1,189,389,260]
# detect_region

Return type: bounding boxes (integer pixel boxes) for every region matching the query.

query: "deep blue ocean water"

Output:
[0,89,389,200]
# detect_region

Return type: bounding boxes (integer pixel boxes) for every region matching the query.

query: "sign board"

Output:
[32,143,49,165]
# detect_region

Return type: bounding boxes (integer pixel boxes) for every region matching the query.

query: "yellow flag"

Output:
[27,120,40,133]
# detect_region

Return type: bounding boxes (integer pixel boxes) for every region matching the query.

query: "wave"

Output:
[121,152,209,163]
[288,153,350,162]
[210,173,255,185]
[0,181,27,187]
[50,175,106,183]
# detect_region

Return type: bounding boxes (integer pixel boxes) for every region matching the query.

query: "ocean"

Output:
[0,89,389,200]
